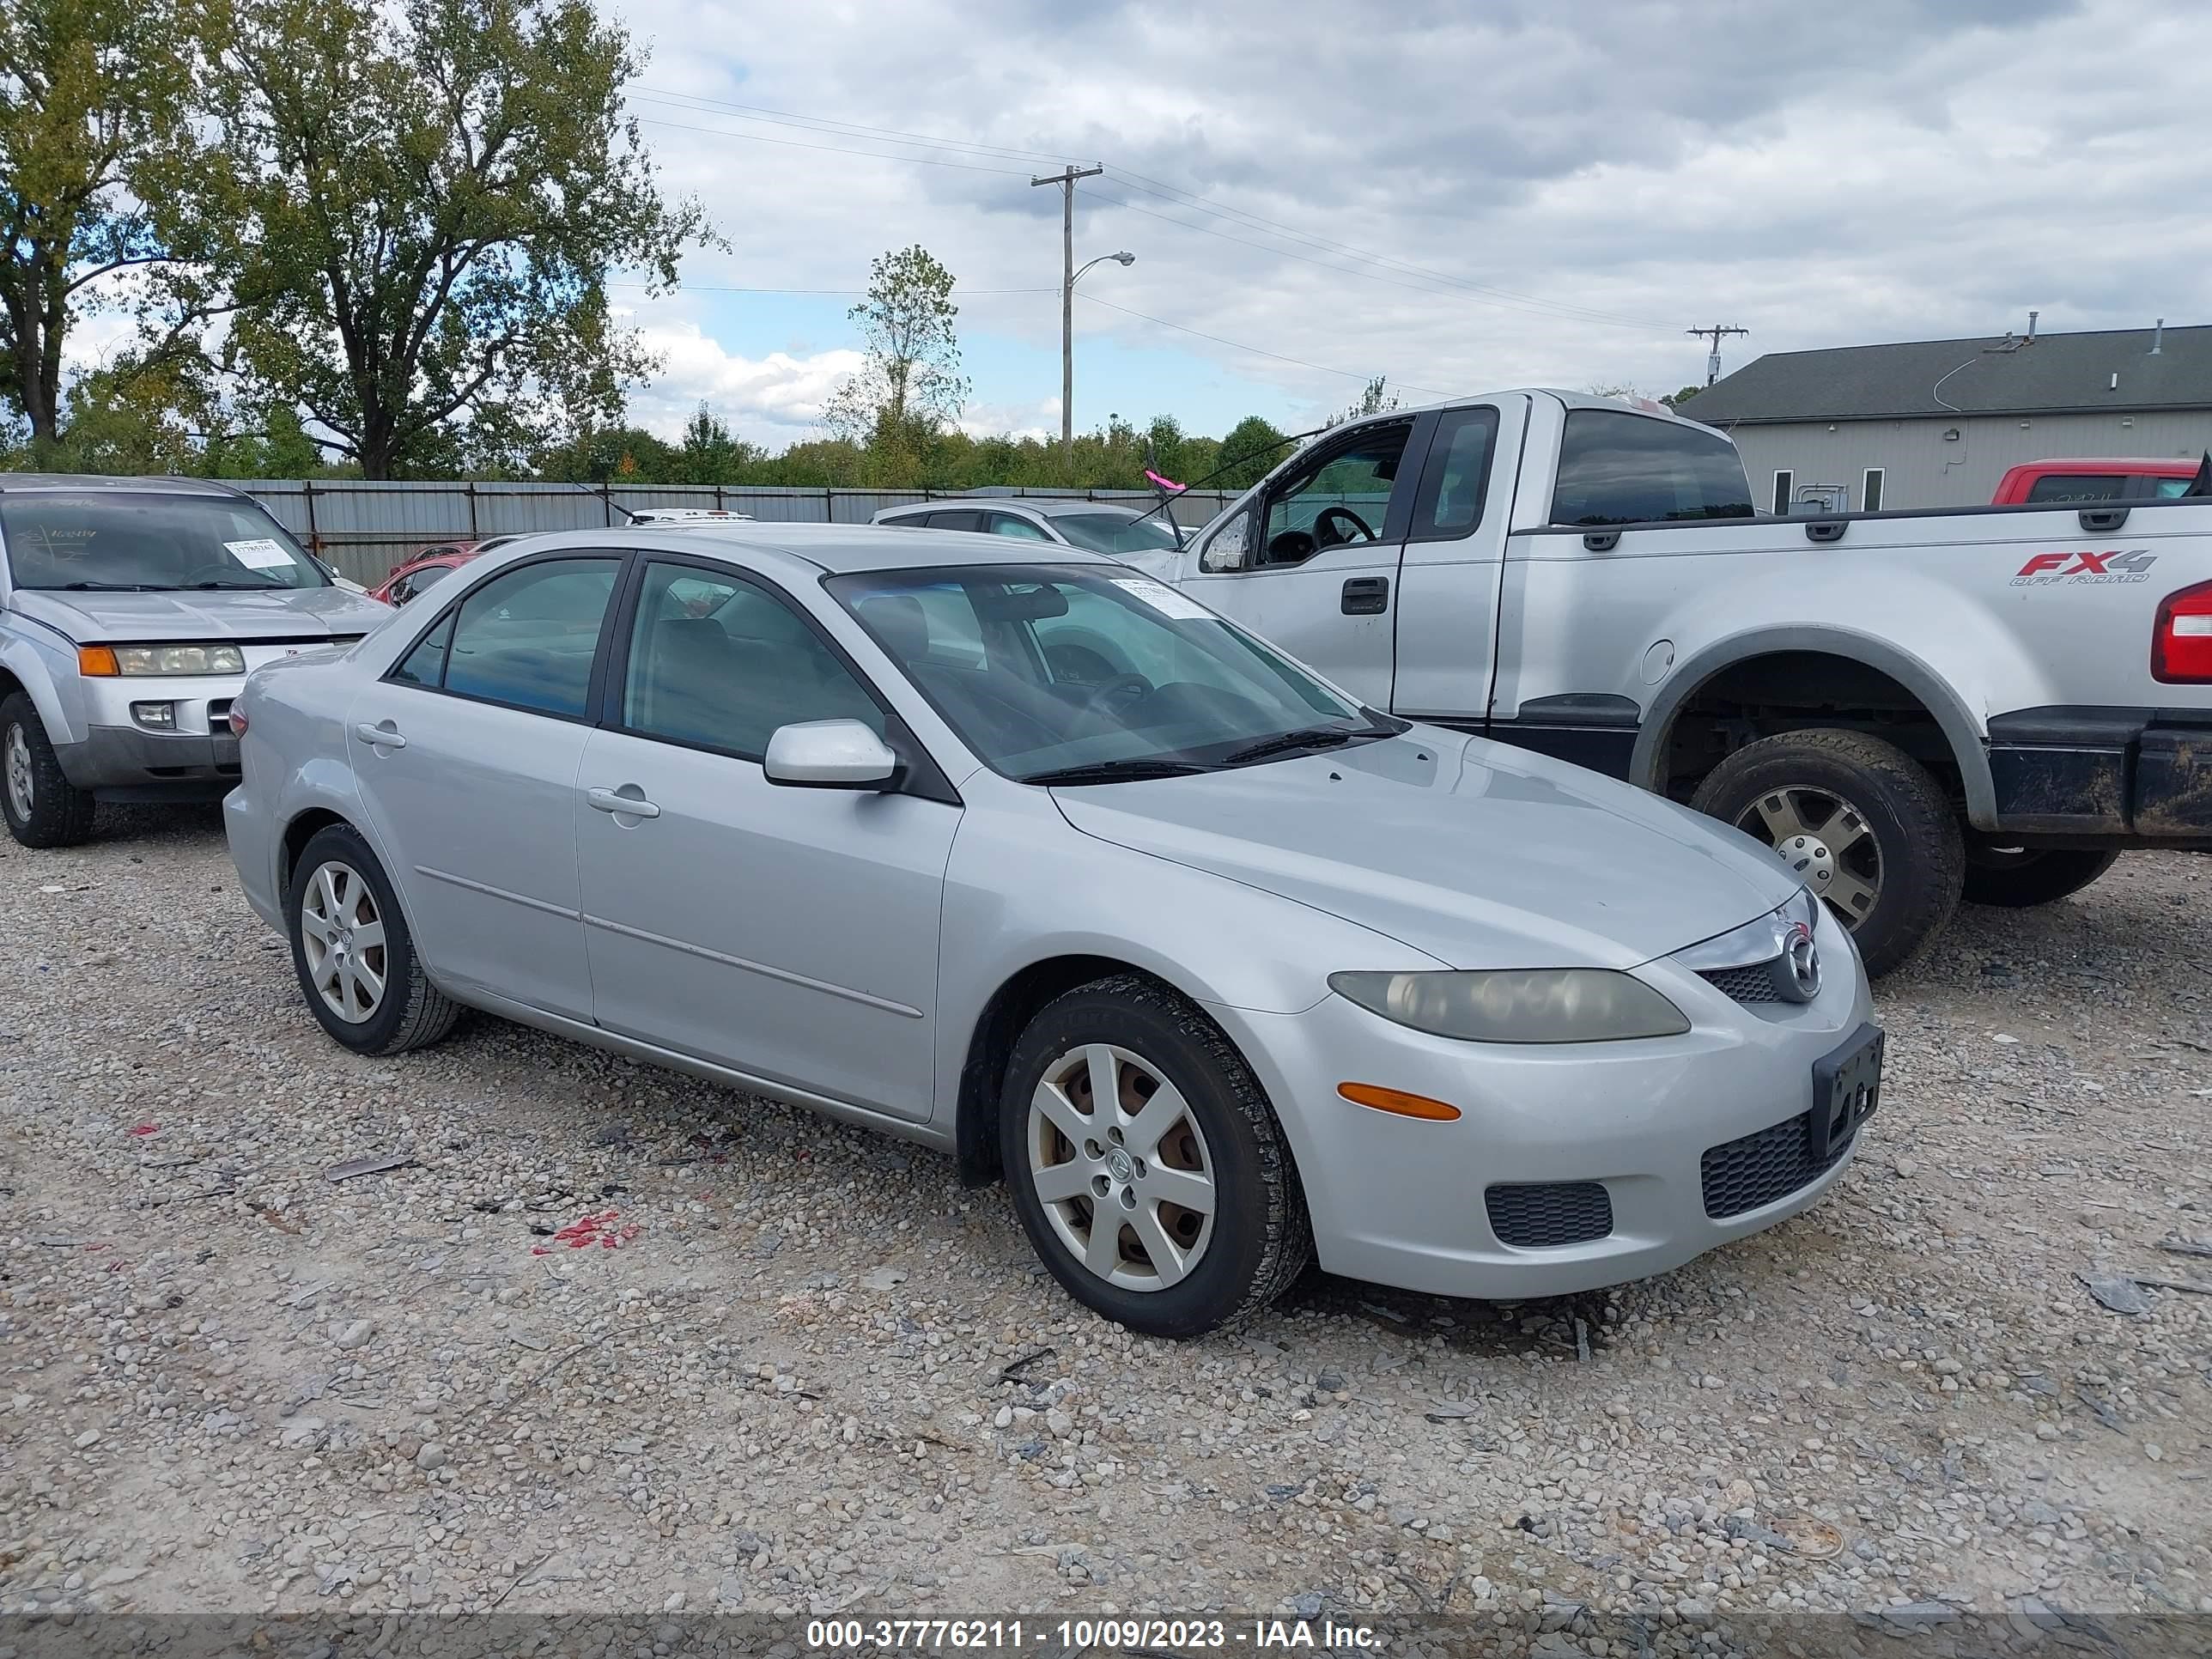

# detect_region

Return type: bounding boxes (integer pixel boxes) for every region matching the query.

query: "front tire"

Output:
[1962,845,2118,908]
[2,692,96,848]
[1000,974,1310,1338]
[1689,728,1963,978]
[287,823,461,1055]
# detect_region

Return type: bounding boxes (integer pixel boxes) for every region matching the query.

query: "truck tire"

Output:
[1962,845,2118,908]
[1688,729,1963,978]
[2,692,97,848]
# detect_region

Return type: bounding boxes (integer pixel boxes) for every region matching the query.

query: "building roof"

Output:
[1685,324,2212,425]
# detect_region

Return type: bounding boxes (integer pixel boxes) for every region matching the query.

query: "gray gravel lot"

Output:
[2,810,2208,1635]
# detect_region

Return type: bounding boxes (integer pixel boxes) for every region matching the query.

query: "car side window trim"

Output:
[596,550,962,806]
[1404,405,1500,544]
[376,548,631,726]
[1233,413,1431,574]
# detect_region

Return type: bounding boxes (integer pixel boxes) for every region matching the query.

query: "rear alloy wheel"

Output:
[287,823,461,1055]
[1000,974,1310,1337]
[1690,728,1963,978]
[1962,844,2119,908]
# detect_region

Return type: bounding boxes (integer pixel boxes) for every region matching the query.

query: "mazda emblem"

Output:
[1776,924,1822,1003]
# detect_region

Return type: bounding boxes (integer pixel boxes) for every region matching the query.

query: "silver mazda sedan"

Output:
[224,525,1881,1336]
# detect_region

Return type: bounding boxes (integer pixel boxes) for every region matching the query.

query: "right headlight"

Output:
[1328,968,1691,1045]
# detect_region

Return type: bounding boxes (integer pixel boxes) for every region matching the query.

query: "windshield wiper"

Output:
[54,580,158,592]
[1217,726,1363,767]
[1025,757,1208,786]
[182,580,283,590]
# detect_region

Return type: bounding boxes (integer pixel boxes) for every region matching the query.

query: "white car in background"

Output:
[872,498,1185,559]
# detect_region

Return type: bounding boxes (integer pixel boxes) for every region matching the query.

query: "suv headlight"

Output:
[1328,969,1690,1044]
[79,644,248,677]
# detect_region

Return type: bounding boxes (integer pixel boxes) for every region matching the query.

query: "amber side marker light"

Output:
[1337,1082,1462,1121]
[77,645,119,677]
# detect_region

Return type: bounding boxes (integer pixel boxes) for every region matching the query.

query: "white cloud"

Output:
[625,318,864,441]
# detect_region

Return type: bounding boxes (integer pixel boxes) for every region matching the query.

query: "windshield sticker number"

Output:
[225,538,294,570]
[1108,576,1212,621]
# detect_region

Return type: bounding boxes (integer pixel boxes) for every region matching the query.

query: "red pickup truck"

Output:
[1991,456,2203,504]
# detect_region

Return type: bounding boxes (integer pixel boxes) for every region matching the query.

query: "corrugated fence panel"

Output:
[233,481,1237,584]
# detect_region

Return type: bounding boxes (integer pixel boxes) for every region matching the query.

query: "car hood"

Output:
[7,585,390,642]
[1051,729,1801,970]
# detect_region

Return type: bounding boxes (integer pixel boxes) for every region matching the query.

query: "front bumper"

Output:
[53,671,245,799]
[1213,902,1877,1301]
[1987,706,2212,841]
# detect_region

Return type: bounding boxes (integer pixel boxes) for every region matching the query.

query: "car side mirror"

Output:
[763,720,901,790]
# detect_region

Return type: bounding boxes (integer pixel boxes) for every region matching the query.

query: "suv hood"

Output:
[7,585,390,642]
[1052,730,1801,970]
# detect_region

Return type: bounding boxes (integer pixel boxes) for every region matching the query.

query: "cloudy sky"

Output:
[607,0,2212,448]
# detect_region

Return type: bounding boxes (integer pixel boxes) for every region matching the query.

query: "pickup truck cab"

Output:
[1145,392,2212,973]
[0,473,392,847]
[1990,457,2203,505]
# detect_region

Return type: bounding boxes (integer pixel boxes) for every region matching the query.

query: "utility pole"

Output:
[1032,164,1104,459]
[1686,324,1749,386]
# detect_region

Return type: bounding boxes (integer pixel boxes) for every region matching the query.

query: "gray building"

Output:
[1682,319,2211,511]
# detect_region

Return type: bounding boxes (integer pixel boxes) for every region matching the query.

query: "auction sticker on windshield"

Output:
[1109,575,1212,621]
[225,538,293,569]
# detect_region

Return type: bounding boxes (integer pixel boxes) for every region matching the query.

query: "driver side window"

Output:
[1256,422,1413,568]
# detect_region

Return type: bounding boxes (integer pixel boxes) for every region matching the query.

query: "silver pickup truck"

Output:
[0,473,392,847]
[1141,391,2212,973]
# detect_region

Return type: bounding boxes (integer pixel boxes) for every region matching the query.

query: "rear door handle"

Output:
[1341,576,1390,615]
[353,721,406,750]
[586,786,661,820]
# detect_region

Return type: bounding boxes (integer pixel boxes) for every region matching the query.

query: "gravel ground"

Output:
[2,810,2208,1640]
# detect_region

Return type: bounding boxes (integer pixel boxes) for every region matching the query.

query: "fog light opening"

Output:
[131,701,177,730]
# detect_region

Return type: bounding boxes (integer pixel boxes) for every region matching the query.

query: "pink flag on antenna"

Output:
[1144,468,1186,493]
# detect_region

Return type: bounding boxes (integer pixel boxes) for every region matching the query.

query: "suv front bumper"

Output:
[1987,707,2212,842]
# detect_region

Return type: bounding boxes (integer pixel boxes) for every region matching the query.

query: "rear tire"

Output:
[287,823,461,1055]
[1000,974,1310,1338]
[1688,728,1963,978]
[1,692,96,848]
[1962,845,2118,908]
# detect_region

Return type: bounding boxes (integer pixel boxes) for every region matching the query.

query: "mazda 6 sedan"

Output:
[224,524,1881,1336]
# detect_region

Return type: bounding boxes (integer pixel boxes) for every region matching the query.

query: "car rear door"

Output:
[1178,413,1432,707]
[572,556,960,1122]
[344,553,623,1019]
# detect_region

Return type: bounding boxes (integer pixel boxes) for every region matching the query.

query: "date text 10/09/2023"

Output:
[805,1618,1382,1650]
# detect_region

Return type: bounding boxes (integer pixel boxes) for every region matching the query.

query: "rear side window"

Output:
[1549,410,1753,526]
[1408,406,1499,540]
[927,509,984,532]
[414,557,619,717]
[2025,474,2124,503]
[988,513,1054,541]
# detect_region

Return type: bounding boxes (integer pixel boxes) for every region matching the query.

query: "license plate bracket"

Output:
[1810,1022,1884,1159]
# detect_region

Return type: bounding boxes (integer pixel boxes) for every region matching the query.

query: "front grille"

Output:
[1700,1111,1852,1218]
[1485,1181,1614,1248]
[1698,961,1780,1003]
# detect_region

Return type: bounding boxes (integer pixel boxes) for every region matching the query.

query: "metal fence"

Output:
[236,481,1238,585]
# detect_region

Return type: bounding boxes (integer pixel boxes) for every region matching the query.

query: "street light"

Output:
[1059,250,1135,453]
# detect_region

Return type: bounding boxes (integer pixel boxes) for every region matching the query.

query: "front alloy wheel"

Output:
[1027,1042,1218,1291]
[4,722,31,825]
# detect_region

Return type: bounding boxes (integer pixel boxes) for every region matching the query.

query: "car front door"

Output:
[345,553,623,1019]
[573,557,960,1122]
[1179,415,1429,706]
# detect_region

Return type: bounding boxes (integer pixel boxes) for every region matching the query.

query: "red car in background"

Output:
[368,535,523,605]
[1991,456,2204,505]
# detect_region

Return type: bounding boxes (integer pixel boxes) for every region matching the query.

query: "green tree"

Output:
[0,0,197,449]
[676,401,759,483]
[822,245,969,448]
[1211,414,1291,490]
[1325,374,1397,428]
[1661,384,1702,409]
[183,0,713,477]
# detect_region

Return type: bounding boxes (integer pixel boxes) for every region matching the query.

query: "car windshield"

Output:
[1046,512,1183,556]
[0,492,328,591]
[827,562,1395,783]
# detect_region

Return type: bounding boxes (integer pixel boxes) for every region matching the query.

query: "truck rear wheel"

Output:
[1962,844,2118,908]
[1688,728,1963,978]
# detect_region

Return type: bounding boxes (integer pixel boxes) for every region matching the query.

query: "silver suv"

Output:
[0,474,392,846]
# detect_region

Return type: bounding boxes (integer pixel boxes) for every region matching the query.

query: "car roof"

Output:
[0,471,249,497]
[2007,457,2199,472]
[878,497,1154,520]
[523,520,1117,576]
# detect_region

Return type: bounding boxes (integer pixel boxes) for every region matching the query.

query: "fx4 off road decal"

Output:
[2012,549,2159,586]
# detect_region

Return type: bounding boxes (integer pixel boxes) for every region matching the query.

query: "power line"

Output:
[629,113,1036,177]
[609,283,1054,295]
[630,88,1079,167]
[1686,323,1749,385]
[1079,294,1451,398]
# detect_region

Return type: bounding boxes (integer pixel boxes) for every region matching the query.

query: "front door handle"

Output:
[1341,576,1390,616]
[586,785,661,820]
[353,721,406,750]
